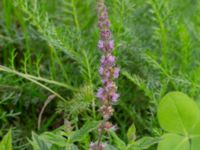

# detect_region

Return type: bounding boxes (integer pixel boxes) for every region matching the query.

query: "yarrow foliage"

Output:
[90,0,120,149]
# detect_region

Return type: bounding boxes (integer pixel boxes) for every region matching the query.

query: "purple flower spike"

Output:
[96,0,120,118]
[113,67,120,78]
[93,0,120,148]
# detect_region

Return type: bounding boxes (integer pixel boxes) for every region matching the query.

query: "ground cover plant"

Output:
[0,0,200,149]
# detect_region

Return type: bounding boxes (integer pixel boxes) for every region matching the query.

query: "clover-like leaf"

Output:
[158,134,189,150]
[158,92,200,135]
[191,136,200,149]
[157,92,200,150]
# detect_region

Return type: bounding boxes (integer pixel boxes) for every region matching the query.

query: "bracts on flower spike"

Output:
[90,0,120,149]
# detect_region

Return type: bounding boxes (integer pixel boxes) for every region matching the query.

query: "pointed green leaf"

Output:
[110,131,126,149]
[40,132,67,147]
[70,144,79,150]
[127,123,136,143]
[134,136,160,149]
[70,121,100,142]
[104,143,118,150]
[0,129,12,150]
[30,132,51,150]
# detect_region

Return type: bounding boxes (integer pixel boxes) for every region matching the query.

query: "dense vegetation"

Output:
[0,0,200,150]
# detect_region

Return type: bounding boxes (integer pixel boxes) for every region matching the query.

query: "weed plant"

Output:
[0,0,200,149]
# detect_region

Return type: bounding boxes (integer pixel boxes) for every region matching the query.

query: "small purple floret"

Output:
[105,70,110,78]
[109,40,114,50]
[113,67,120,78]
[99,67,104,75]
[98,40,104,49]
[107,55,115,64]
[97,88,105,100]
[105,82,114,91]
[111,92,120,102]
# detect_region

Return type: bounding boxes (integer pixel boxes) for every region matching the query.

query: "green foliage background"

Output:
[0,0,200,149]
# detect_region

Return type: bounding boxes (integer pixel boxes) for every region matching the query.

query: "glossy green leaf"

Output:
[158,92,200,135]
[104,143,118,150]
[126,144,140,150]
[70,144,79,150]
[110,130,126,149]
[40,132,67,147]
[134,137,160,149]
[0,129,12,150]
[30,132,70,150]
[30,132,50,150]
[126,137,160,150]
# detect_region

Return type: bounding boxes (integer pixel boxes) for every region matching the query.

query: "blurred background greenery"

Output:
[0,0,200,149]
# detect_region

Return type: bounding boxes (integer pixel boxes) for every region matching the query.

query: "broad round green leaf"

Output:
[191,136,200,150]
[190,122,200,135]
[157,134,189,150]
[158,134,200,150]
[158,92,200,135]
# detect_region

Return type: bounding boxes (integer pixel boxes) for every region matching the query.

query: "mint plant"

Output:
[90,0,120,149]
